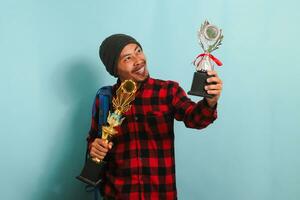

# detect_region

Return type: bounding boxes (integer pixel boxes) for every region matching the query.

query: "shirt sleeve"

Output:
[170,81,217,129]
[86,95,100,151]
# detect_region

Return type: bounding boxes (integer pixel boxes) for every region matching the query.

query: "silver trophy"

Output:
[188,20,223,97]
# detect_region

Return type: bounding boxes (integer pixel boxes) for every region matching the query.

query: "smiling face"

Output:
[116,43,149,82]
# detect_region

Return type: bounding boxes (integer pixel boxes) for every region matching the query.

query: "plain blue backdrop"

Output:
[1,0,299,199]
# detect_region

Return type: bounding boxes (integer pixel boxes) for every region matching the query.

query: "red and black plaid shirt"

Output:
[87,77,217,200]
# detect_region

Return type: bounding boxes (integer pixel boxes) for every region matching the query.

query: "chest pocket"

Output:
[144,111,173,140]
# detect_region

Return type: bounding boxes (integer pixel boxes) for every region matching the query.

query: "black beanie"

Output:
[99,34,142,77]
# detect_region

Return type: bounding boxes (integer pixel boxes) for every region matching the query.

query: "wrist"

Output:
[205,98,217,108]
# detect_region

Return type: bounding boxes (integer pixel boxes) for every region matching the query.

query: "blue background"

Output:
[1,0,299,199]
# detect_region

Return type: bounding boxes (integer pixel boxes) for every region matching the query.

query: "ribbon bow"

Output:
[193,53,223,67]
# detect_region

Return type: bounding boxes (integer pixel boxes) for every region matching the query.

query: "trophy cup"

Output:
[77,79,137,186]
[188,20,223,98]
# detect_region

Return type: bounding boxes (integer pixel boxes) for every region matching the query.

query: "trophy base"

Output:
[188,71,214,98]
[76,158,107,187]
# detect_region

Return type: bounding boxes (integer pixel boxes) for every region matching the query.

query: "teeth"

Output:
[136,67,144,75]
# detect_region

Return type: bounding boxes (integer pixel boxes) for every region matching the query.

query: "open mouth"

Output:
[135,67,145,75]
[133,65,146,76]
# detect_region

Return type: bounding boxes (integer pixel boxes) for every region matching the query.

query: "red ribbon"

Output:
[194,53,223,66]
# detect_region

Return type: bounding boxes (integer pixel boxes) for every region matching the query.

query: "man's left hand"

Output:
[204,70,223,108]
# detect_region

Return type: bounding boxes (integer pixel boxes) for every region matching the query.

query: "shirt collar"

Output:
[114,75,150,92]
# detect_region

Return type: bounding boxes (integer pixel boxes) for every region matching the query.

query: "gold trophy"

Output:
[77,79,137,186]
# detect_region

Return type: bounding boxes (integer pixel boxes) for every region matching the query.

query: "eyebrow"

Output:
[120,45,140,59]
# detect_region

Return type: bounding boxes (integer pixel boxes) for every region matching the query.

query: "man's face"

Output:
[117,43,149,82]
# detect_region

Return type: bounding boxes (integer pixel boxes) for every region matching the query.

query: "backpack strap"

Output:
[85,85,112,200]
[96,86,112,137]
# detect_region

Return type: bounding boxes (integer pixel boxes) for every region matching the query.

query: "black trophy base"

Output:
[76,158,106,187]
[188,71,214,98]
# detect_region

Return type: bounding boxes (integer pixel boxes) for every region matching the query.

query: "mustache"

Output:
[132,61,146,72]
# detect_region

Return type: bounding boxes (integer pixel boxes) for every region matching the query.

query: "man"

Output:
[87,34,223,199]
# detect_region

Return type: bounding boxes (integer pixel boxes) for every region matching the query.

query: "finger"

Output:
[97,143,109,152]
[207,89,221,95]
[205,84,222,91]
[95,138,107,145]
[108,142,113,149]
[91,142,109,152]
[91,148,107,157]
[207,77,222,84]
[96,139,109,149]
[90,151,105,160]
[207,70,218,77]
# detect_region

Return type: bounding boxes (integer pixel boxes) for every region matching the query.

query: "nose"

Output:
[134,56,144,67]
[135,59,143,67]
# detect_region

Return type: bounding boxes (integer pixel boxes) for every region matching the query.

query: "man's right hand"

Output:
[89,138,113,161]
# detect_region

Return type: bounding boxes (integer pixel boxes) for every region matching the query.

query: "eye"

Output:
[136,47,142,53]
[124,56,131,62]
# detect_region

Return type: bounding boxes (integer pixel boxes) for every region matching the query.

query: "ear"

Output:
[114,63,120,78]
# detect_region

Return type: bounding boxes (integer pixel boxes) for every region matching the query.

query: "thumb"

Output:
[108,142,113,149]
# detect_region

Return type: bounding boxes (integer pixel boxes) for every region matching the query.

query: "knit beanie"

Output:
[99,34,142,77]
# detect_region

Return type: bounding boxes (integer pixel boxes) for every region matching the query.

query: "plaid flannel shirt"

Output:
[87,77,217,200]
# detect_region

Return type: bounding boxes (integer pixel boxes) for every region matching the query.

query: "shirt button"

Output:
[134,116,138,121]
